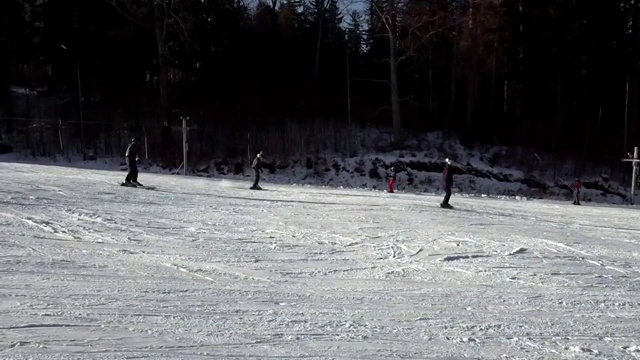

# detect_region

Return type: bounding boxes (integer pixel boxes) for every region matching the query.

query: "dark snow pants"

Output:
[252,168,261,188]
[442,186,452,205]
[125,162,138,183]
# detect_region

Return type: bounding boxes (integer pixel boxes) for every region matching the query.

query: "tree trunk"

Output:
[597,105,602,132]
[630,66,639,156]
[428,39,434,122]
[553,62,562,153]
[624,71,630,153]
[449,0,462,129]
[0,68,10,139]
[466,72,476,135]
[0,9,10,138]
[490,36,497,116]
[154,3,170,127]
[388,0,401,144]
[517,0,524,143]
[582,54,589,156]
[315,18,323,79]
[389,38,401,144]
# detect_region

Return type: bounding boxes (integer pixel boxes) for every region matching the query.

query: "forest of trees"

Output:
[1,0,640,163]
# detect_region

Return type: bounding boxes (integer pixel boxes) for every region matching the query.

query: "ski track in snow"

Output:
[0,162,639,359]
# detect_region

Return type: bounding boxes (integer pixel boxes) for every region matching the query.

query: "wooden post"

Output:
[622,146,639,205]
[173,117,194,176]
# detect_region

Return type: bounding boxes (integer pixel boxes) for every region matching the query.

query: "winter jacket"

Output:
[390,167,398,181]
[125,142,138,165]
[252,156,263,173]
[575,179,582,192]
[443,164,453,189]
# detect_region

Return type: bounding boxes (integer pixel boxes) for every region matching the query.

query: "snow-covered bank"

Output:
[1,162,639,358]
[0,129,634,205]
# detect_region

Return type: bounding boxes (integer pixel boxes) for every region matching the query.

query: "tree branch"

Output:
[370,97,414,116]
[397,15,428,63]
[161,1,170,43]
[370,0,391,32]
[372,105,391,117]
[171,11,189,41]
[354,77,392,88]
[397,13,458,64]
[107,0,152,29]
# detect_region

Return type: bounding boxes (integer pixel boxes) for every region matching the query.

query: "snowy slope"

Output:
[1,161,639,359]
[1,128,633,205]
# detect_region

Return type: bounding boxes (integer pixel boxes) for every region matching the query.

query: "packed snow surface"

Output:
[1,162,640,359]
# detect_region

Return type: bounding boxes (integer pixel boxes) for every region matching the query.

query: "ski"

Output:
[120,183,157,190]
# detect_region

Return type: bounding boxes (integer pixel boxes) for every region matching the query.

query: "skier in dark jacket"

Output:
[251,150,264,189]
[440,158,454,208]
[573,177,582,205]
[124,138,142,186]
[388,166,398,193]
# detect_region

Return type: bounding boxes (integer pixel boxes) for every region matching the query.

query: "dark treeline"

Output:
[1,0,639,161]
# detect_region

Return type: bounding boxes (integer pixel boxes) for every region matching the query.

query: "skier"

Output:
[388,166,398,193]
[573,177,582,205]
[251,150,264,190]
[440,158,454,208]
[124,138,142,186]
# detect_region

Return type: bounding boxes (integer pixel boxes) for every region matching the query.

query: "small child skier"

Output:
[573,177,581,205]
[388,166,398,193]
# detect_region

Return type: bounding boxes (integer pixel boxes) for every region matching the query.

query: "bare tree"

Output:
[308,0,344,79]
[440,0,503,138]
[107,0,190,127]
[368,0,449,145]
[367,0,401,143]
[314,0,325,79]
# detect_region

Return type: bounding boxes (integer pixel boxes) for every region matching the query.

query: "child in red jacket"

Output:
[389,166,398,193]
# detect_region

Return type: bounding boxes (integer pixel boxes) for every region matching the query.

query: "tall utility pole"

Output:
[622,146,639,205]
[182,116,188,176]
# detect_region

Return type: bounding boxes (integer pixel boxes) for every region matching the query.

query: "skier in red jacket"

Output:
[388,166,398,193]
